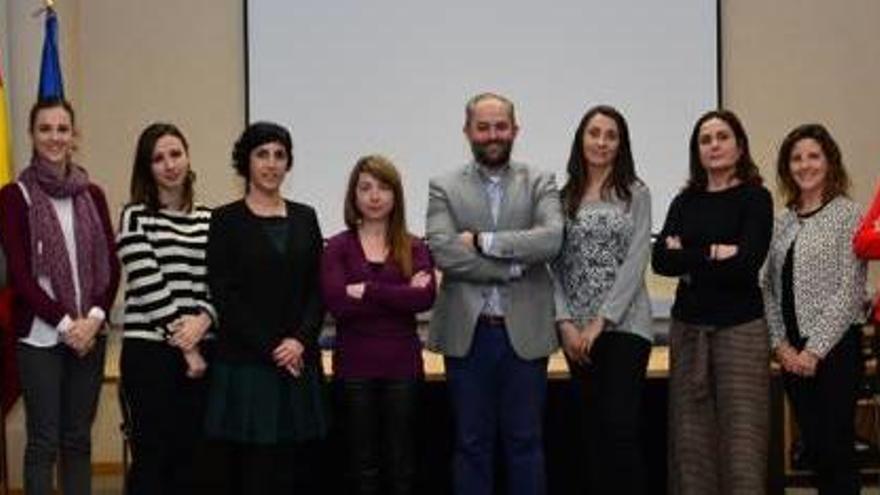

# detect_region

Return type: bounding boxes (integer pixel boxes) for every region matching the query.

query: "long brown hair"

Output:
[776,123,849,208]
[560,105,640,218]
[344,155,413,277]
[130,123,195,212]
[686,109,762,192]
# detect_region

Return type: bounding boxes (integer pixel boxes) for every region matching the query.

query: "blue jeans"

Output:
[445,321,548,495]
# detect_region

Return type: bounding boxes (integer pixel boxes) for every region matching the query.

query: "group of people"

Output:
[2,92,880,495]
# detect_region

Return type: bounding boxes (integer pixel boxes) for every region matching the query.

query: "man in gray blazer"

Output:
[426,93,563,495]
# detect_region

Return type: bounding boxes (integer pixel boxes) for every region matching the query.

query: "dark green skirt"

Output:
[204,361,330,445]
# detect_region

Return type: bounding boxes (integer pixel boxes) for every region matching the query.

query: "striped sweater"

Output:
[117,203,216,342]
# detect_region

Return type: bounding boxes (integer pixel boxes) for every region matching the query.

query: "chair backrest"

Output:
[117,381,133,495]
[859,323,880,398]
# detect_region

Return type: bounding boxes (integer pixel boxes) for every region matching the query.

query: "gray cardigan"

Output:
[552,182,653,342]
[763,196,866,358]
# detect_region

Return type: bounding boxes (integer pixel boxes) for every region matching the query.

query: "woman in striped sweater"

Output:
[117,123,215,495]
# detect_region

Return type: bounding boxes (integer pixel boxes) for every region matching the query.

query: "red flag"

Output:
[0,287,17,416]
[0,43,16,416]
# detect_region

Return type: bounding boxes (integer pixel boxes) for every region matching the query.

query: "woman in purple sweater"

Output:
[321,154,436,495]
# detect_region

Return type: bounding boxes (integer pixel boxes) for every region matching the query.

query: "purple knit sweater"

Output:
[320,230,435,379]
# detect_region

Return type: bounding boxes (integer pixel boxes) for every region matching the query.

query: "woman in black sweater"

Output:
[205,122,327,494]
[652,110,773,495]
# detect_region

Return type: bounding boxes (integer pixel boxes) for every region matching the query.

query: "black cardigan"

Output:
[207,199,324,365]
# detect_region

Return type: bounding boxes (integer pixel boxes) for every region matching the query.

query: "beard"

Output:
[470,139,513,168]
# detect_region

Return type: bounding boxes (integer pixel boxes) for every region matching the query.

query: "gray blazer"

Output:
[426,161,563,360]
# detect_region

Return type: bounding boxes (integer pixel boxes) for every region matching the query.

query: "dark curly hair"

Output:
[231,121,293,183]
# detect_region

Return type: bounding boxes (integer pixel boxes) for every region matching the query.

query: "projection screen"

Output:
[246,1,719,234]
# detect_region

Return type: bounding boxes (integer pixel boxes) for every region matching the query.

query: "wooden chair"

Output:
[118,382,133,495]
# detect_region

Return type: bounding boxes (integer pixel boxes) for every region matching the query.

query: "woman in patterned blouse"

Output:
[763,124,866,494]
[553,105,653,494]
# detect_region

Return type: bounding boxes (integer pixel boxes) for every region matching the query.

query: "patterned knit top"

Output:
[763,196,866,357]
[552,182,653,341]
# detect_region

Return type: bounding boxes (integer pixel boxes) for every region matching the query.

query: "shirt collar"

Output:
[471,160,511,183]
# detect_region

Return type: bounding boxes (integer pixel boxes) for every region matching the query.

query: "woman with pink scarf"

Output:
[0,98,120,495]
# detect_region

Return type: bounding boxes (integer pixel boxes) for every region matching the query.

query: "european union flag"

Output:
[38,8,64,100]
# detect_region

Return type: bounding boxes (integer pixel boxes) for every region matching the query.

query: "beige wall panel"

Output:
[76,0,245,220]
[722,0,880,206]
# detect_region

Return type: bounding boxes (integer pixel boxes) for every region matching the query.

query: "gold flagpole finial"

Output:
[31,0,54,17]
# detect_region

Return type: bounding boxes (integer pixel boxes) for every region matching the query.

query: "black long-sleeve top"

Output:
[652,183,773,326]
[207,199,325,365]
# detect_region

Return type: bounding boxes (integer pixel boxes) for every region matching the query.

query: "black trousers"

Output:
[784,328,862,495]
[120,339,212,495]
[208,440,320,495]
[567,331,651,495]
[340,378,420,495]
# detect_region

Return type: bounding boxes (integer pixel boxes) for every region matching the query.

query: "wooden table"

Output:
[319,346,671,381]
[105,340,672,382]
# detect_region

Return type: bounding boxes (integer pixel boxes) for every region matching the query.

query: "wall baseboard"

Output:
[5,463,123,493]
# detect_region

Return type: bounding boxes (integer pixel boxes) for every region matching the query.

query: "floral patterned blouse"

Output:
[552,182,653,341]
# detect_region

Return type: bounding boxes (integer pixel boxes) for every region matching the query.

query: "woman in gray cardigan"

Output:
[553,105,653,495]
[763,123,866,495]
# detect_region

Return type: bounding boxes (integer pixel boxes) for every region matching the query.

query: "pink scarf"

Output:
[19,156,111,318]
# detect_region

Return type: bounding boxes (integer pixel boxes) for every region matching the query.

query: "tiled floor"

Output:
[87,475,880,495]
[788,489,879,495]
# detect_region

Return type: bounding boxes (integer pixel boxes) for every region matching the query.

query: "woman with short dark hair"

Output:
[205,122,328,494]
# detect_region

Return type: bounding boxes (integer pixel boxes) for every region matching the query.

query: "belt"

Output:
[477,314,506,326]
